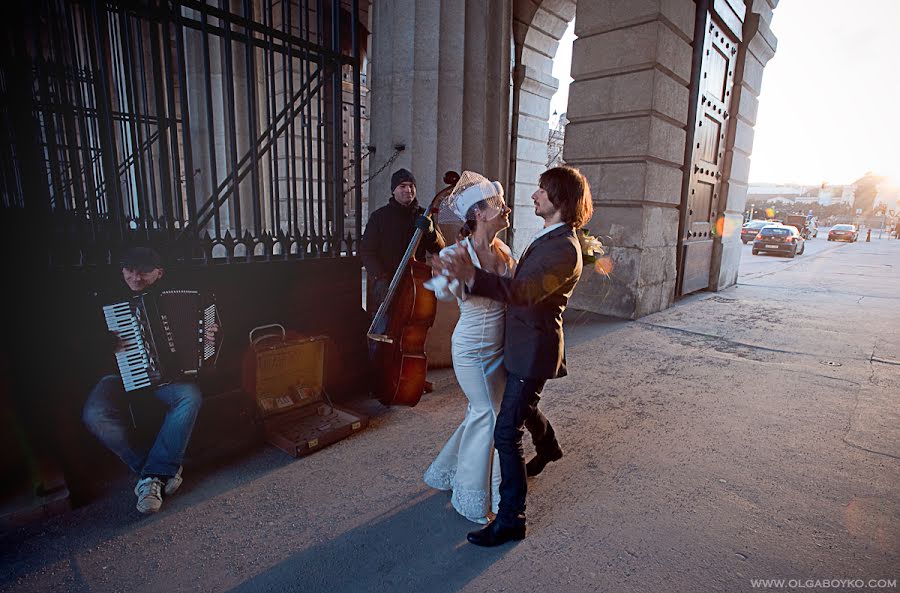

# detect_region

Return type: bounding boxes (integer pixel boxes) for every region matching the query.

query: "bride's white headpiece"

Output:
[436,171,505,224]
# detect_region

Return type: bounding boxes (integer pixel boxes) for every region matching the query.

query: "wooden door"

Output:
[677,14,738,295]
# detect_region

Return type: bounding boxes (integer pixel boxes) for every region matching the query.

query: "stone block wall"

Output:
[565,0,695,318]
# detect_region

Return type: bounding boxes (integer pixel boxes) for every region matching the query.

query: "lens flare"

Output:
[715,216,725,237]
[594,257,614,276]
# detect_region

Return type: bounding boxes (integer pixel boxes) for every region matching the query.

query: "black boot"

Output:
[526,446,563,477]
[467,520,526,547]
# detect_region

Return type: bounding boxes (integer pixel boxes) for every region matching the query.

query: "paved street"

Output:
[2,234,898,593]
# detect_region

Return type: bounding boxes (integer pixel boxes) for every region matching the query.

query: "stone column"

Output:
[369,0,511,209]
[508,65,561,256]
[711,0,778,289]
[565,0,696,318]
[369,0,511,367]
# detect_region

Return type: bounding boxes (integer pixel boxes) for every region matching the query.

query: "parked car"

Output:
[741,220,772,244]
[752,225,805,257]
[828,224,858,242]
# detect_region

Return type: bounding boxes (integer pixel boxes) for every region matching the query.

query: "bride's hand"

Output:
[443,242,476,284]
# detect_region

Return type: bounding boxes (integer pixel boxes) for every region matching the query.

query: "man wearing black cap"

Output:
[81,247,214,514]
[360,168,445,313]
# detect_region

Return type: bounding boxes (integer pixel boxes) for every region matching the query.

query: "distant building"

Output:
[547,111,568,168]
[746,183,811,205]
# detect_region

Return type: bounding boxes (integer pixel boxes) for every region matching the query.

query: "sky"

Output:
[549,1,900,186]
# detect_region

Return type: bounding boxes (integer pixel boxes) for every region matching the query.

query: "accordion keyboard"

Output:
[203,304,217,361]
[103,302,154,392]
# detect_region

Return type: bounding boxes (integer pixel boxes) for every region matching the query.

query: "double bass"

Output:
[368,171,460,406]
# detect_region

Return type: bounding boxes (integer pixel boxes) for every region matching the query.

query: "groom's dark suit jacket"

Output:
[470,224,582,381]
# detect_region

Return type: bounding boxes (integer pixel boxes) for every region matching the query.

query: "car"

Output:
[828,224,858,242]
[752,224,805,257]
[741,220,772,244]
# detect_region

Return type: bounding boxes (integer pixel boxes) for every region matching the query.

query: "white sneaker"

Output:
[134,477,164,514]
[165,466,183,496]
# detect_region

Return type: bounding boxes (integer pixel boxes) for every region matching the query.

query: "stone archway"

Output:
[368,0,779,321]
[509,0,576,256]
[510,0,778,318]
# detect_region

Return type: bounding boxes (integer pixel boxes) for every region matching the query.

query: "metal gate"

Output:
[0,0,364,267]
[677,11,738,295]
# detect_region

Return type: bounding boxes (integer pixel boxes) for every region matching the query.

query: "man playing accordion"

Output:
[82,247,217,514]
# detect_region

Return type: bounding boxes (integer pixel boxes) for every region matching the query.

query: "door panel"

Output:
[677,13,738,296]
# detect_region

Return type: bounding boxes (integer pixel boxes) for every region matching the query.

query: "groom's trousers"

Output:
[493,373,559,527]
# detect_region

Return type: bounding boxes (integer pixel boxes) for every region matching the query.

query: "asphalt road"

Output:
[739,227,865,280]
[2,234,898,593]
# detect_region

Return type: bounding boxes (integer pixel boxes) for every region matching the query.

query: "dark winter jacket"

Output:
[359,197,445,284]
[470,224,582,381]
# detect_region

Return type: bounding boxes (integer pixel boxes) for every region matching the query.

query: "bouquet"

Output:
[578,229,605,264]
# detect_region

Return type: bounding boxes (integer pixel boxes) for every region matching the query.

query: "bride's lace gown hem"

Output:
[423,237,510,524]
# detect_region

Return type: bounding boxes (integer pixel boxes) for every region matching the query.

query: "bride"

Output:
[423,173,513,524]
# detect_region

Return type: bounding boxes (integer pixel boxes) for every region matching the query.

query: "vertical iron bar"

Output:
[199,3,221,240]
[174,4,198,231]
[243,0,261,237]
[149,10,177,235]
[263,0,280,235]
[329,0,344,255]
[120,11,152,239]
[108,11,134,223]
[65,4,100,237]
[315,0,325,253]
[351,0,362,249]
[136,15,161,226]
[220,0,243,238]
[297,0,309,241]
[161,6,186,228]
[285,0,298,240]
[87,0,126,240]
[56,0,86,222]
[31,2,66,214]
[303,0,316,247]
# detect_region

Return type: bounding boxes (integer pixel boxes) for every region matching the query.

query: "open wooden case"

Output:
[242,326,367,457]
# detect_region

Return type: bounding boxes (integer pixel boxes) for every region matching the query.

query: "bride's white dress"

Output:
[423,237,513,522]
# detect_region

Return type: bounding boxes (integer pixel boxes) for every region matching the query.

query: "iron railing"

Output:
[0,0,363,267]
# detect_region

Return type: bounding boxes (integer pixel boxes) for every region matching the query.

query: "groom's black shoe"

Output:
[526,447,563,477]
[467,520,526,547]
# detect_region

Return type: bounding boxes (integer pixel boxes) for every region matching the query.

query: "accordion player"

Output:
[103,290,222,392]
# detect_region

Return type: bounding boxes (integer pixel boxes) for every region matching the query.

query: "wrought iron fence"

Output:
[0,0,364,267]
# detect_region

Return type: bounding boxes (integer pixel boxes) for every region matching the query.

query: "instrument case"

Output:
[242,325,367,457]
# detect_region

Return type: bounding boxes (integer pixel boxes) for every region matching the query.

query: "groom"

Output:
[442,166,594,546]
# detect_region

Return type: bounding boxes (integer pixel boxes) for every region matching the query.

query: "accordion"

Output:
[103,290,222,392]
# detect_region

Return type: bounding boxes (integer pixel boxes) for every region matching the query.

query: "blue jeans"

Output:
[493,373,557,528]
[82,375,202,478]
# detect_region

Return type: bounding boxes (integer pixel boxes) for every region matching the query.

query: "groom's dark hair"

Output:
[539,166,593,229]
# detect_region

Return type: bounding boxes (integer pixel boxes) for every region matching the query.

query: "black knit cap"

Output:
[390,168,416,193]
[120,246,163,272]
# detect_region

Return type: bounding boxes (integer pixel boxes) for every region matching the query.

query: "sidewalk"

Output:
[1,239,897,593]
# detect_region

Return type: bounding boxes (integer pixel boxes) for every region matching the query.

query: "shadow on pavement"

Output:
[225,491,513,593]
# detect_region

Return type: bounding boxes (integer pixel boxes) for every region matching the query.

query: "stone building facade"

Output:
[366,0,779,320]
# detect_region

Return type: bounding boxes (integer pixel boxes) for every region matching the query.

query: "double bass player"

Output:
[360,168,447,402]
[360,168,445,314]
